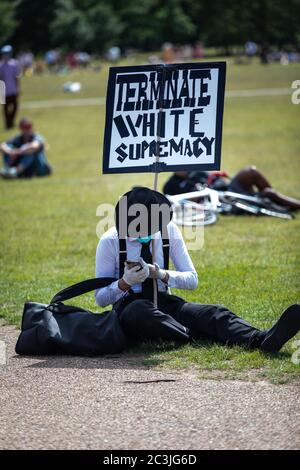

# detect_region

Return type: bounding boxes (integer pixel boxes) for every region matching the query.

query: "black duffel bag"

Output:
[15,277,127,356]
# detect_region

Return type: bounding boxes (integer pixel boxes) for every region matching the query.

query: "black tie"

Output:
[140,240,155,300]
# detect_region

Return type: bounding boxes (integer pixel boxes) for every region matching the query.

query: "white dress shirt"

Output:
[95,221,198,307]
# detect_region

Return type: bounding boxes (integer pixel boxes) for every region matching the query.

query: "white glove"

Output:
[123,258,149,286]
[148,262,168,281]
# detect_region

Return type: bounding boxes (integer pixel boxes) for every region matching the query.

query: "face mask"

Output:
[135,235,153,244]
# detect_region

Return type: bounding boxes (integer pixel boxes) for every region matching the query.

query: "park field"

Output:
[0,59,299,383]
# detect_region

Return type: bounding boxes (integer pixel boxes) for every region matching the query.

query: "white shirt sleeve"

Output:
[95,232,128,307]
[167,223,198,290]
[95,222,198,307]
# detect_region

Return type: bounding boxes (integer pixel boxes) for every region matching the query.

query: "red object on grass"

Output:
[207,171,229,186]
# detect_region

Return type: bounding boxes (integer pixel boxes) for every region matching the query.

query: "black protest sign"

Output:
[102,62,226,174]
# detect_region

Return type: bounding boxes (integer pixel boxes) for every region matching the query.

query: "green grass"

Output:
[1,59,300,383]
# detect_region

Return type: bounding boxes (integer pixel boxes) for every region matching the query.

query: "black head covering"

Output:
[115,187,173,239]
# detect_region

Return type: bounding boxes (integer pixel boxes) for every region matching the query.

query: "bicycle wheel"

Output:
[173,203,218,226]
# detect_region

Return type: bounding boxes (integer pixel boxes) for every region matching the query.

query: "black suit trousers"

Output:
[117,292,264,348]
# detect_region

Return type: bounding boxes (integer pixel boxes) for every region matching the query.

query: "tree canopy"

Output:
[1,0,299,53]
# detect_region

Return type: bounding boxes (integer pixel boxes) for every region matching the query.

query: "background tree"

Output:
[115,0,196,51]
[11,0,58,52]
[50,0,91,51]
[84,1,123,52]
[0,0,299,54]
[50,0,123,53]
[0,1,17,46]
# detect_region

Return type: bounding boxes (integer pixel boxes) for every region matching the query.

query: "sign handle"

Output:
[152,104,164,307]
[152,238,158,308]
[152,65,167,308]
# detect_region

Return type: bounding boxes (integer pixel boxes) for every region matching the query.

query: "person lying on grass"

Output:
[163,166,300,210]
[0,117,52,179]
[95,186,300,352]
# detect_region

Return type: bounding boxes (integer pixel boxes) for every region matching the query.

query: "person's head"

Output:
[1,45,13,61]
[19,118,34,138]
[115,186,173,239]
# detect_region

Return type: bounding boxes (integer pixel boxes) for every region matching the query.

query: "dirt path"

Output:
[0,325,299,450]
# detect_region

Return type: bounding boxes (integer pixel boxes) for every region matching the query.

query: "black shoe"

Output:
[261,304,300,352]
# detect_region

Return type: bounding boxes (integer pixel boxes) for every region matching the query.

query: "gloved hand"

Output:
[148,262,168,282]
[123,258,149,286]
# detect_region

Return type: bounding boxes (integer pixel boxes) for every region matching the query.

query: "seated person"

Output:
[0,117,52,179]
[163,166,300,210]
[95,187,300,354]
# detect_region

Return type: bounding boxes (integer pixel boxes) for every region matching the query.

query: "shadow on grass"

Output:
[18,337,291,371]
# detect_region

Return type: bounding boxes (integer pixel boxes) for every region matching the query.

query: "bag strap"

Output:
[119,237,127,278]
[50,277,117,304]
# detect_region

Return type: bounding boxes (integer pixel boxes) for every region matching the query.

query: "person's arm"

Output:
[166,223,198,290]
[0,142,12,154]
[0,141,20,158]
[118,278,131,292]
[95,233,129,307]
[19,139,42,155]
[1,142,17,155]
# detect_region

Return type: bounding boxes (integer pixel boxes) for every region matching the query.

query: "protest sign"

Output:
[103,62,226,174]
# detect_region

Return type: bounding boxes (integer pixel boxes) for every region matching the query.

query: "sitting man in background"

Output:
[163,166,300,210]
[0,117,52,179]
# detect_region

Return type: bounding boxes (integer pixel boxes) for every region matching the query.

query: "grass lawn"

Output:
[0,59,299,383]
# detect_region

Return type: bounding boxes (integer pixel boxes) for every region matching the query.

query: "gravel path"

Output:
[0,325,299,450]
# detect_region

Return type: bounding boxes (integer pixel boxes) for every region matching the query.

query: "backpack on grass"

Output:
[15,277,126,356]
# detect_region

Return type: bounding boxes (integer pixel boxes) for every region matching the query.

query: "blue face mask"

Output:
[135,235,153,244]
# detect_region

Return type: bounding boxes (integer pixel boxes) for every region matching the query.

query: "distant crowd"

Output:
[0,39,299,181]
[16,49,92,76]
[1,41,299,80]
